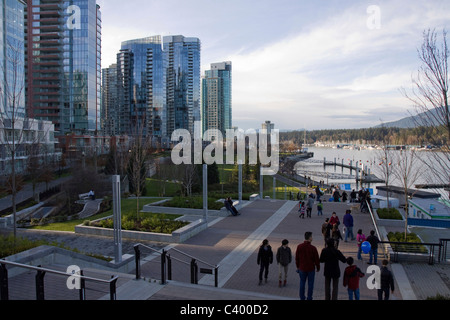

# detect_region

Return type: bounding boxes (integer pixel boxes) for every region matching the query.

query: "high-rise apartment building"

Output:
[25,0,101,136]
[102,35,200,144]
[118,36,165,138]
[101,63,118,136]
[163,35,201,139]
[0,0,59,175]
[201,61,232,141]
[0,0,26,119]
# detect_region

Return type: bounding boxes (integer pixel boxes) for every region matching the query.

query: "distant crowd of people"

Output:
[254,199,394,300]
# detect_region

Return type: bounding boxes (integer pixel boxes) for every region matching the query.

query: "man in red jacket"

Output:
[295,231,320,300]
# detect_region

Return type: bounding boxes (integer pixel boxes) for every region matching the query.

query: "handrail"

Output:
[366,200,382,240]
[366,200,390,260]
[170,247,218,269]
[0,259,117,284]
[134,243,189,265]
[134,243,219,287]
[0,259,118,300]
[379,241,442,265]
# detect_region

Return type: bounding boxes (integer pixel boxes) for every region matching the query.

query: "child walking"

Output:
[356,229,366,261]
[317,200,323,216]
[276,239,292,287]
[343,257,365,300]
[298,201,306,219]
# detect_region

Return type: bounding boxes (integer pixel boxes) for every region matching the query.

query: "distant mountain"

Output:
[374,108,443,129]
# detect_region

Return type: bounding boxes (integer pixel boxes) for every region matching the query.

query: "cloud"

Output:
[227,2,450,130]
[97,0,450,130]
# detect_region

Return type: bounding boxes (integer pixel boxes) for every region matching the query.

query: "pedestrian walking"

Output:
[321,218,331,246]
[306,194,314,218]
[315,185,323,202]
[295,232,320,300]
[366,230,380,265]
[331,224,343,249]
[319,238,347,300]
[343,209,355,242]
[378,259,395,300]
[356,229,366,261]
[298,201,306,219]
[317,200,323,216]
[343,257,365,300]
[329,211,340,226]
[276,239,292,287]
[257,239,273,285]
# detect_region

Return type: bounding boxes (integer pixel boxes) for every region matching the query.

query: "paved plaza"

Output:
[3,198,450,301]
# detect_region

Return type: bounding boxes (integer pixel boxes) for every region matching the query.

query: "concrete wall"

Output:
[3,245,135,277]
[75,218,208,243]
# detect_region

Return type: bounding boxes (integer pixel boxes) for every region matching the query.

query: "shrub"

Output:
[91,214,188,234]
[162,196,224,210]
[0,235,46,259]
[376,208,403,220]
[387,231,427,253]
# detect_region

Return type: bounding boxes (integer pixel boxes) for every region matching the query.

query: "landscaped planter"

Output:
[75,216,208,243]
[142,199,229,217]
[374,208,405,228]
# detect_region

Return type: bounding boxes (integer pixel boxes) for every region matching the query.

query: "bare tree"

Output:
[127,131,150,220]
[374,124,397,208]
[391,149,423,241]
[0,41,26,239]
[401,29,450,200]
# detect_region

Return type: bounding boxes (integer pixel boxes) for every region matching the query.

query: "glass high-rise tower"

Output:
[202,61,232,141]
[163,35,201,139]
[0,0,26,119]
[25,0,101,136]
[118,36,165,138]
[103,35,200,144]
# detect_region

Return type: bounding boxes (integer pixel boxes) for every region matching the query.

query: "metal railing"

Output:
[438,238,450,263]
[0,259,119,300]
[380,241,442,265]
[365,200,390,260]
[134,243,219,287]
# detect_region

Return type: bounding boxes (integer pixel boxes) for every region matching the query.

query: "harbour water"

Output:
[295,146,447,198]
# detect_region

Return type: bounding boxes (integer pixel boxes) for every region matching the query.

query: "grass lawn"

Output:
[28,198,166,232]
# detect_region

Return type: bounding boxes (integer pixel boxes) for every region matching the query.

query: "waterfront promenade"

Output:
[3,198,449,301]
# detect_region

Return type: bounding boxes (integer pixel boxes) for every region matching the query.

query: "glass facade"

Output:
[104,35,200,143]
[119,36,165,137]
[25,0,101,136]
[202,61,232,140]
[164,35,201,138]
[0,0,25,119]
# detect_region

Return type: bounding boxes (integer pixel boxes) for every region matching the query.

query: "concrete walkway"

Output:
[2,199,449,301]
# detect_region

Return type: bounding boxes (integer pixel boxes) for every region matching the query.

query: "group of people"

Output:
[298,193,324,218]
[256,231,394,300]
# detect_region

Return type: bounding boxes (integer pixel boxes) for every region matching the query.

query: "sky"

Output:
[96,0,450,131]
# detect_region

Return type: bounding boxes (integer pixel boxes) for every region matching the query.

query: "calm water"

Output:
[296,146,447,197]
